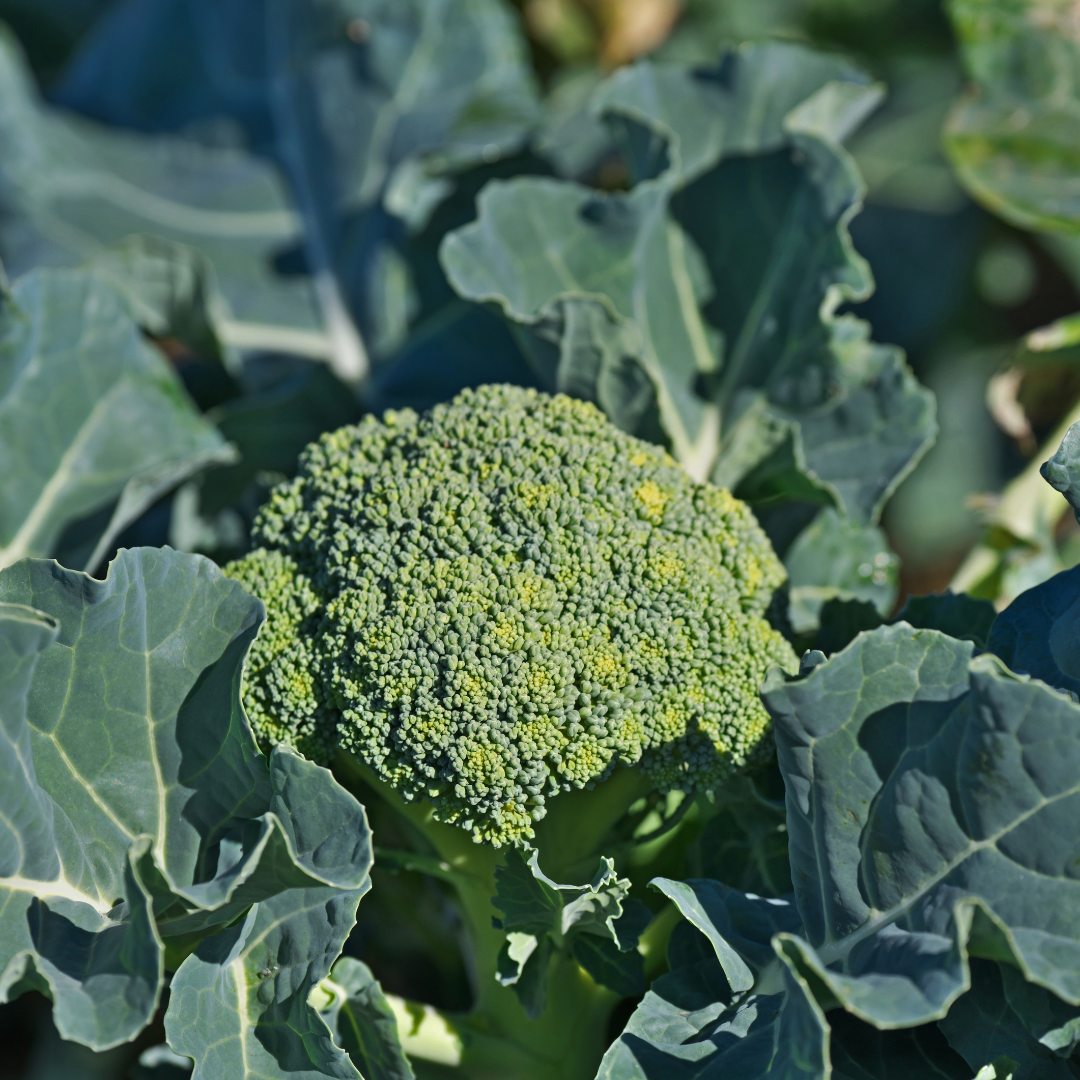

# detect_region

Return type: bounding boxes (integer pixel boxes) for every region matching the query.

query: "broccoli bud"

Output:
[227,385,797,845]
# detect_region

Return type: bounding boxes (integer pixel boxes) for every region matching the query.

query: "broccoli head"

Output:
[227,385,797,845]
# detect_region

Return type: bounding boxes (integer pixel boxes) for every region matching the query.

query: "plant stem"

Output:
[333,753,645,1080]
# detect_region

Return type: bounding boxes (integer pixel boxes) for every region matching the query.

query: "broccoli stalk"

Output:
[226,385,797,1079]
[336,754,662,1079]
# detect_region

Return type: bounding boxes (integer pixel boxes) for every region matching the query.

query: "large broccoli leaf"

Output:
[441,42,935,517]
[600,623,1080,1078]
[17,0,540,383]
[0,28,327,363]
[0,268,231,573]
[0,547,373,1078]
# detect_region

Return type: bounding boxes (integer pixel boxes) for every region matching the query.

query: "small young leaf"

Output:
[320,958,415,1080]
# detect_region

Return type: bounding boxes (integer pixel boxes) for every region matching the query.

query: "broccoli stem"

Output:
[333,753,655,1080]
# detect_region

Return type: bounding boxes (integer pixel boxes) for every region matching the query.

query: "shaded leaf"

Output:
[939,961,1080,1079]
[320,957,415,1080]
[490,848,643,1005]
[986,563,1080,697]
[696,779,793,897]
[572,934,644,998]
[892,591,997,648]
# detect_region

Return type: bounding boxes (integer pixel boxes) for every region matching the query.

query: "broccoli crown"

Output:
[227,385,796,845]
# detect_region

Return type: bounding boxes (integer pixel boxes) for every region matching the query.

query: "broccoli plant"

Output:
[226,383,797,1078]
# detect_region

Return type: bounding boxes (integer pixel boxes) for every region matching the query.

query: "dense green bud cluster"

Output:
[227,385,796,844]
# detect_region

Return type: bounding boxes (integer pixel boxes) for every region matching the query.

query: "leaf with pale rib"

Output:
[51,0,540,227]
[0,268,231,572]
[0,27,322,356]
[944,0,1080,233]
[319,958,415,1080]
[602,622,1080,1077]
[166,886,365,1080]
[441,176,721,481]
[0,547,372,1069]
[441,43,935,512]
[84,235,225,362]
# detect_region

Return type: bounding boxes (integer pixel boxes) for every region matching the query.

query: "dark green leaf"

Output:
[320,957,414,1080]
[813,598,883,657]
[938,961,1080,1079]
[491,849,563,938]
[999,962,1080,1058]
[986,564,1080,697]
[199,363,362,517]
[572,934,645,997]
[828,1012,971,1080]
[892,591,997,648]
[696,779,793,897]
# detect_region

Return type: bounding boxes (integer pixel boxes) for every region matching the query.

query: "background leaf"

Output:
[0,268,230,572]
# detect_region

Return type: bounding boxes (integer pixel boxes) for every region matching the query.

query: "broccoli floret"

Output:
[227,385,796,845]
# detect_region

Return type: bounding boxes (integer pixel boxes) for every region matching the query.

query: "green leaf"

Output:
[0,28,324,361]
[1041,418,1080,523]
[939,961,1078,1079]
[441,43,935,514]
[986,563,1080,698]
[783,509,899,634]
[490,848,643,1006]
[165,886,365,1080]
[320,958,415,1080]
[0,547,373,1065]
[0,268,231,572]
[763,626,1080,1024]
[84,235,226,363]
[944,0,1080,233]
